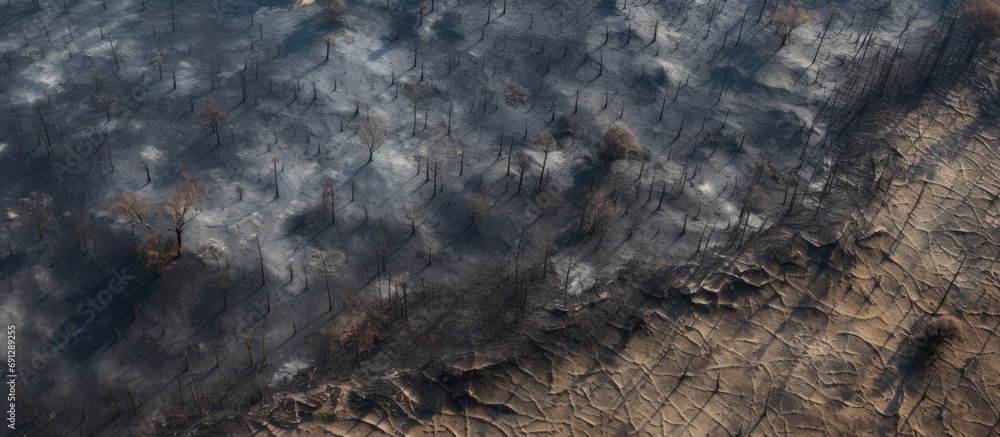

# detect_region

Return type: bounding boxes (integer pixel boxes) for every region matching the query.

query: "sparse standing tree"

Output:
[310,250,338,312]
[169,3,176,31]
[318,0,347,20]
[323,35,335,61]
[198,99,228,146]
[34,107,52,157]
[515,151,531,194]
[353,115,387,162]
[271,156,280,198]
[769,0,815,47]
[405,207,419,236]
[93,73,104,92]
[467,196,486,233]
[322,180,335,224]
[433,162,439,196]
[94,91,117,122]
[139,146,166,186]
[210,263,234,308]
[377,234,388,273]
[7,192,55,239]
[578,189,617,238]
[256,234,266,286]
[533,133,555,190]
[160,174,209,257]
[402,82,425,136]
[108,178,206,271]
[540,241,557,279]
[108,39,122,70]
[149,51,165,80]
[11,111,24,153]
[104,378,121,414]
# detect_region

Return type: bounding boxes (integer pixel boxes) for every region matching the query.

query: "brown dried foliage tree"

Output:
[579,189,617,237]
[960,0,1000,38]
[107,174,209,272]
[160,174,209,257]
[600,123,641,164]
[504,84,530,107]
[553,113,576,144]
[769,0,816,47]
[327,309,391,364]
[138,234,178,273]
[917,315,964,358]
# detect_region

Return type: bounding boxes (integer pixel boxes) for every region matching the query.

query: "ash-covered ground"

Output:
[0,0,998,434]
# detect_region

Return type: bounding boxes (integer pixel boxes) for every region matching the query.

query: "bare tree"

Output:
[271,156,280,198]
[401,81,428,136]
[322,179,335,224]
[194,238,228,268]
[515,151,531,194]
[209,263,234,308]
[160,174,209,257]
[353,115,387,162]
[109,174,208,270]
[35,107,53,157]
[404,207,420,236]
[533,133,555,190]
[139,146,165,185]
[94,91,117,122]
[11,111,24,153]
[323,36,335,61]
[769,0,815,47]
[309,250,340,312]
[539,241,557,279]
[466,196,487,232]
[148,51,165,80]
[7,192,55,239]
[553,113,576,145]
[198,99,228,145]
